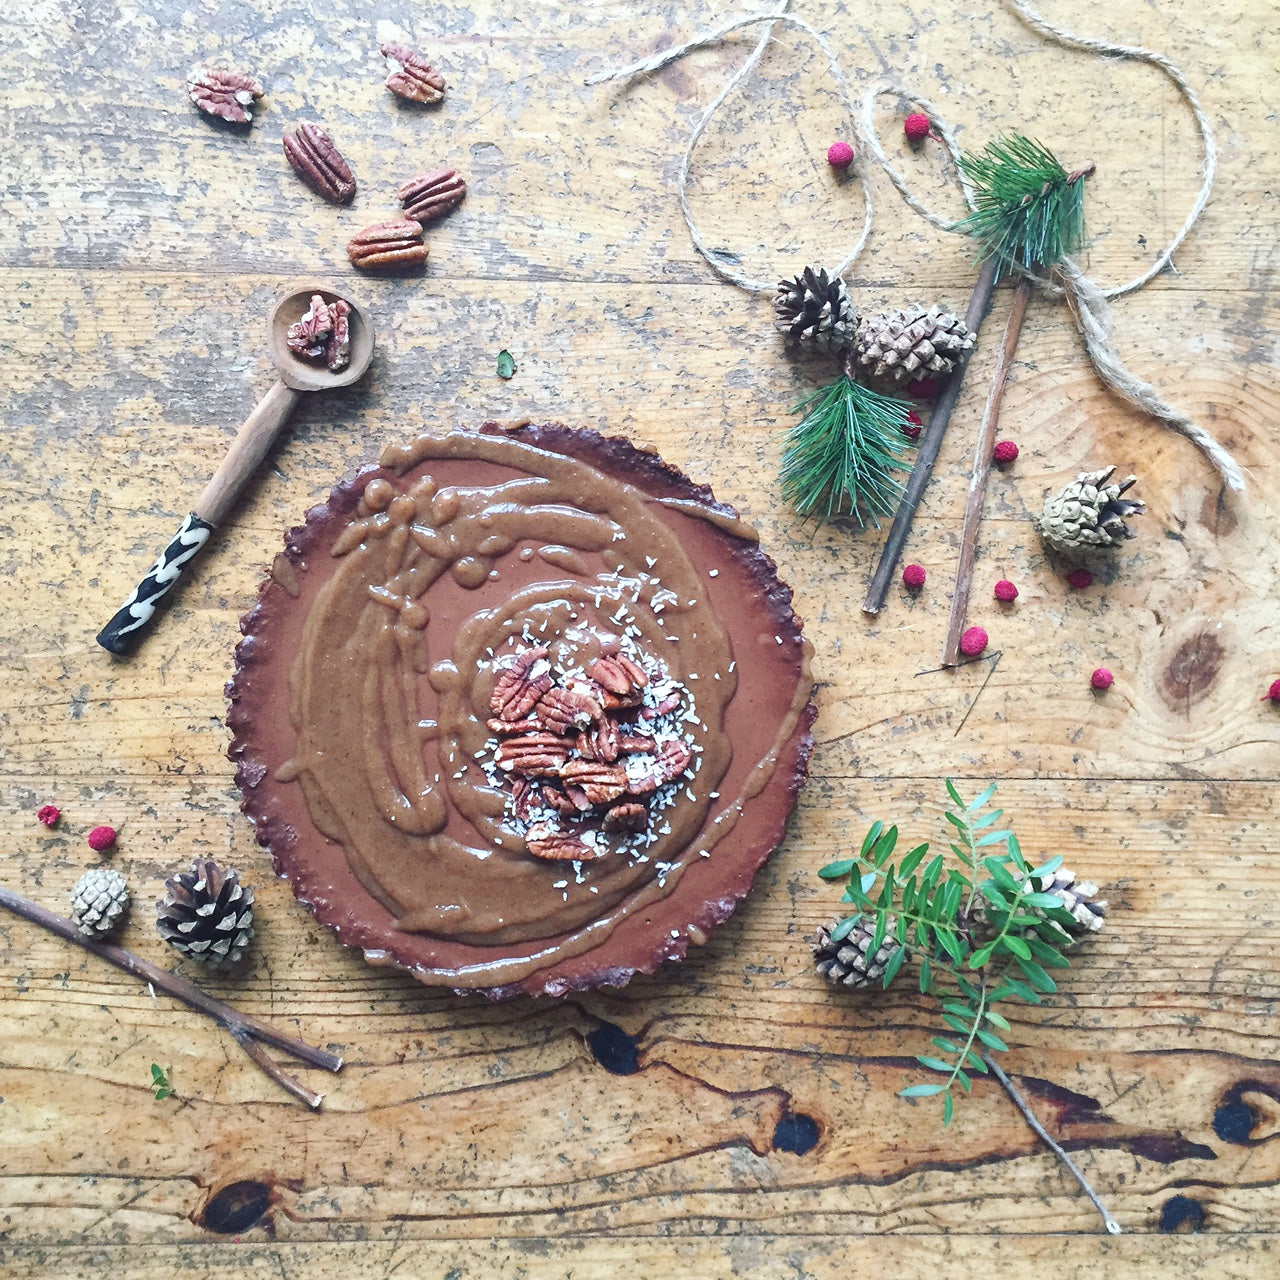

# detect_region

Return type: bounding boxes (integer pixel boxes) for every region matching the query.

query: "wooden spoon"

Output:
[97,286,375,656]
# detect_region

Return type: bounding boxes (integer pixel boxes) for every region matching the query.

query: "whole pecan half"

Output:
[399,168,467,225]
[511,776,538,822]
[486,716,543,737]
[188,67,264,124]
[283,123,356,203]
[537,686,603,734]
[525,824,597,862]
[602,802,648,834]
[540,785,579,818]
[381,43,447,104]
[559,760,627,807]
[579,715,620,764]
[656,739,693,783]
[347,219,428,271]
[490,648,552,721]
[589,654,649,696]
[494,732,570,777]
[616,732,657,754]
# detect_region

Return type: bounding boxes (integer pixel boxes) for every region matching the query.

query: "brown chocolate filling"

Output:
[231,426,813,995]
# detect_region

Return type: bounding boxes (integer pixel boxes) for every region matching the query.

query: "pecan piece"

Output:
[494,733,570,777]
[188,67,264,124]
[486,716,543,736]
[540,785,579,818]
[603,802,648,834]
[511,776,538,822]
[616,733,657,754]
[346,218,428,271]
[589,654,649,696]
[525,824,597,862]
[559,760,627,807]
[325,299,351,371]
[285,295,351,372]
[589,715,621,764]
[638,689,684,720]
[381,43,447,104]
[537,686,604,733]
[490,648,552,721]
[399,168,467,225]
[283,122,356,204]
[656,739,693,783]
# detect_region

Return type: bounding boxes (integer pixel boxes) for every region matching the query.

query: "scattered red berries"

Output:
[1263,679,1280,703]
[37,805,61,828]
[904,112,933,143]
[87,825,118,853]
[903,409,923,440]
[1066,568,1094,590]
[902,563,927,590]
[994,579,1019,603]
[1091,668,1115,691]
[906,377,939,400]
[960,626,989,657]
[993,440,1019,465]
[827,140,855,169]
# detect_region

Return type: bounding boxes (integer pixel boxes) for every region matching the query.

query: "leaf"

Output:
[968,782,998,812]
[860,821,884,856]
[1030,854,1064,878]
[916,1055,953,1075]
[968,945,995,970]
[944,810,969,832]
[983,1008,1011,1031]
[871,910,888,955]
[955,1068,972,1093]
[978,882,1010,910]
[976,829,1014,847]
[942,1013,970,1036]
[976,1027,1009,1052]
[819,858,857,880]
[935,928,964,965]
[884,944,908,987]
[1002,976,1042,1004]
[919,957,933,994]
[496,349,516,379]
[860,871,879,895]
[950,841,973,868]
[901,1083,946,1098]
[1003,934,1032,960]
[1016,956,1058,992]
[965,1051,989,1073]
[1007,834,1028,871]
[150,1062,173,1101]
[1022,891,1067,909]
[943,1091,955,1126]
[1025,935,1070,967]
[933,1037,963,1054]
[945,779,964,807]
[970,807,1004,830]
[830,914,860,943]
[872,826,899,867]
[899,843,931,879]
[983,858,1022,893]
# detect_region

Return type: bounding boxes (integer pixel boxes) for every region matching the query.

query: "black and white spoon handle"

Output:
[96,513,216,656]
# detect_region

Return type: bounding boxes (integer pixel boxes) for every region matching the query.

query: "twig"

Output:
[0,883,343,1109]
[984,1052,1122,1235]
[862,257,1000,616]
[953,650,1002,736]
[941,274,1034,665]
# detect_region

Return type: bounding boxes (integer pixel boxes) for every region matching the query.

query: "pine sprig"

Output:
[818,780,1102,1124]
[953,135,1090,277]
[780,375,911,525]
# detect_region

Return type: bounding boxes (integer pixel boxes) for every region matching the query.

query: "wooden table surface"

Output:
[2,1,1278,1275]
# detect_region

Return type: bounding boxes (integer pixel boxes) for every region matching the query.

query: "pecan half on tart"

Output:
[227,423,815,998]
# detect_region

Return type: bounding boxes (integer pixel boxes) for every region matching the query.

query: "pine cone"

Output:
[846,306,975,388]
[70,868,130,938]
[1026,866,1108,939]
[156,858,255,970]
[813,915,901,990]
[773,266,858,352]
[1035,467,1144,554]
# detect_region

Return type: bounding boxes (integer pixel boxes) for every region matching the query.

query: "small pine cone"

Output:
[70,868,130,938]
[847,306,975,388]
[813,915,900,990]
[156,858,255,971]
[773,265,858,352]
[1035,467,1144,554]
[1027,867,1108,939]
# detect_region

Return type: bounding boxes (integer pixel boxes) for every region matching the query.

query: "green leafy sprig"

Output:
[151,1062,174,1100]
[953,135,1090,278]
[819,781,1089,1125]
[780,376,912,525]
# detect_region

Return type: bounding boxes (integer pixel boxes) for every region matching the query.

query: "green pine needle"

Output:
[954,134,1089,277]
[780,376,911,526]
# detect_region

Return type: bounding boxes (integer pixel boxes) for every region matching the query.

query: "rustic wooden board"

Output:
[1,0,1278,1274]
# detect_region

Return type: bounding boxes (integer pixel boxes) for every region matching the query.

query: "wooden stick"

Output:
[863,257,1000,616]
[0,884,343,1109]
[941,274,1034,666]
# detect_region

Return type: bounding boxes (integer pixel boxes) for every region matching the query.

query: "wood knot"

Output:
[1160,631,1225,709]
[199,1179,273,1235]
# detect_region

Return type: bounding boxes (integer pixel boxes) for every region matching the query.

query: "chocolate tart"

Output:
[228,423,815,998]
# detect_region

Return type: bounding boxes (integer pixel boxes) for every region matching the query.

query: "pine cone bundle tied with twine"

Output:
[1035,467,1144,554]
[1026,866,1108,939]
[157,857,255,970]
[847,306,975,387]
[773,266,858,352]
[813,915,901,990]
[70,868,130,938]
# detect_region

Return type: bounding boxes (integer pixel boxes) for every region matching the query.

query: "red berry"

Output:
[904,112,932,143]
[1091,668,1114,691]
[960,626,989,657]
[1066,568,1094,590]
[994,579,1018,603]
[903,411,923,440]
[993,440,1019,464]
[903,424,922,440]
[87,825,117,852]
[1263,679,1280,703]
[36,805,61,828]
[906,377,939,400]
[827,140,855,169]
[902,563,927,590]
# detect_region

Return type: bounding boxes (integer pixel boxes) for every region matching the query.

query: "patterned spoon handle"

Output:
[96,513,216,656]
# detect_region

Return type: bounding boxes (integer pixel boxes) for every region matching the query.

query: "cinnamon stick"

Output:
[0,883,343,1108]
